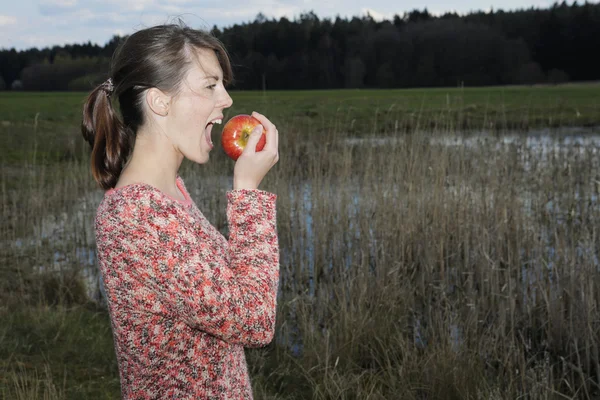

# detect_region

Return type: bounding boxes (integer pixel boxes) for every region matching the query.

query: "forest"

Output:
[0,1,598,91]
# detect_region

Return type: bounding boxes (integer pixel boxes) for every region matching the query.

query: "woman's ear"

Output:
[145,88,171,117]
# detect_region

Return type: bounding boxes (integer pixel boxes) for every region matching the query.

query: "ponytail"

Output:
[81,82,134,190]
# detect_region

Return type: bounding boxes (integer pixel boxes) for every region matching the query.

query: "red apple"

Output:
[220,114,266,161]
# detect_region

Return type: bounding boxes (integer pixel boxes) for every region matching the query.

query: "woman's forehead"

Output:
[189,48,223,80]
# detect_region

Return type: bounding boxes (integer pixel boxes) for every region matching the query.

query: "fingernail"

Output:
[253,125,263,134]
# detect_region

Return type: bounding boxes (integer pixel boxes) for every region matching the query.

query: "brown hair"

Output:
[81,22,233,190]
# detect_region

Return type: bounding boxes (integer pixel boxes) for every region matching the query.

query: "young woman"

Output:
[82,23,279,399]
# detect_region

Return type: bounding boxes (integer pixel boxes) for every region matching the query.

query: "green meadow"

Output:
[2,84,600,399]
[2,84,599,166]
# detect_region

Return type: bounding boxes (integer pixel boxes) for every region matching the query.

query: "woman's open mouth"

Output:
[205,118,222,149]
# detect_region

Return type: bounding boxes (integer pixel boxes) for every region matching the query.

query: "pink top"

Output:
[95,176,279,399]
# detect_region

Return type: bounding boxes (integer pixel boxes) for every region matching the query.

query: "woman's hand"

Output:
[233,111,279,190]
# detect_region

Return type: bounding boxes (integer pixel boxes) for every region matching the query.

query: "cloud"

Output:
[39,8,94,27]
[42,0,78,6]
[101,0,157,12]
[18,32,78,47]
[0,15,18,26]
[158,5,184,14]
[164,0,195,4]
[39,0,79,15]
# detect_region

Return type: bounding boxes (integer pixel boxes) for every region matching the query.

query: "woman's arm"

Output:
[100,189,279,348]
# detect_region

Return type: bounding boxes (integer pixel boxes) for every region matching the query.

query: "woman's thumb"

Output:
[243,125,264,154]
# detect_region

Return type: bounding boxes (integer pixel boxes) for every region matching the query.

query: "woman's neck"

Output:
[116,134,185,200]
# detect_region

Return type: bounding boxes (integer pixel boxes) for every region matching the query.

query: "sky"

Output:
[1,0,565,51]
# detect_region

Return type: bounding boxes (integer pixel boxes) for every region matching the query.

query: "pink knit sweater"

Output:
[95,176,279,399]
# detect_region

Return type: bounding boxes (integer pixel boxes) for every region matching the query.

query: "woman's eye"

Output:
[207,84,217,90]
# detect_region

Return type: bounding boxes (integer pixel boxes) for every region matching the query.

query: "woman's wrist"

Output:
[233,179,258,191]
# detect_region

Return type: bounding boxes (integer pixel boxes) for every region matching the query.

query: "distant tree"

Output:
[2,2,600,90]
[0,49,23,90]
[393,14,405,28]
[68,72,108,91]
[517,62,546,84]
[547,68,569,84]
[254,12,268,24]
[0,76,5,90]
[11,80,23,90]
[375,63,395,88]
[344,57,366,88]
[407,8,431,23]
[21,56,109,90]
[101,35,125,58]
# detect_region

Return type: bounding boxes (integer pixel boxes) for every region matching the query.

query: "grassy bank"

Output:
[1,84,599,166]
[1,82,600,138]
[1,86,600,398]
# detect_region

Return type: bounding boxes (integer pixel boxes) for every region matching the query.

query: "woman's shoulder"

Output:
[102,181,161,207]
[96,180,186,228]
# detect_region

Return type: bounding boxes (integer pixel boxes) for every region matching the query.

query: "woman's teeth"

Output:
[206,119,222,149]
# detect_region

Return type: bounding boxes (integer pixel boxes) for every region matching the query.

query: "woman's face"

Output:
[165,48,233,164]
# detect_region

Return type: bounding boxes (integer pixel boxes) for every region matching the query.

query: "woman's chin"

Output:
[183,149,209,165]
[194,154,210,164]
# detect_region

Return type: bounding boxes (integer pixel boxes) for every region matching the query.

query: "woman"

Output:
[82,23,279,399]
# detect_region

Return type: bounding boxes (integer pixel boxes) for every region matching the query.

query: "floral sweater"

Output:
[95,176,279,399]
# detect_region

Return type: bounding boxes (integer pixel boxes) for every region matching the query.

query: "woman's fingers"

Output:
[252,111,278,153]
[241,125,264,156]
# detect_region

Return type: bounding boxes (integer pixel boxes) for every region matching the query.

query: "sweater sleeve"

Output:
[111,189,279,348]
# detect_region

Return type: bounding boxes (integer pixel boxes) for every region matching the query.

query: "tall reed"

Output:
[2,103,599,398]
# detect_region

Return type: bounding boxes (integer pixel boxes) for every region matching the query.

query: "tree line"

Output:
[0,1,598,91]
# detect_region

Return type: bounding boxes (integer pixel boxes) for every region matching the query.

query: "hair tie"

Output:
[100,78,114,97]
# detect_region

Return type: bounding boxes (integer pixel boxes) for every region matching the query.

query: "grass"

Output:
[1,84,598,165]
[1,83,600,141]
[1,305,120,399]
[1,84,600,399]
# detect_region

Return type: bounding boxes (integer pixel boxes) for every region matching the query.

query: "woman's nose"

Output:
[219,90,233,108]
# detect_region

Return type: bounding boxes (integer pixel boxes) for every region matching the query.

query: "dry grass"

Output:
[1,98,599,399]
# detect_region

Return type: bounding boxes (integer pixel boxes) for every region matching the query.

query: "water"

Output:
[9,127,600,356]
[343,126,600,148]
[289,127,600,356]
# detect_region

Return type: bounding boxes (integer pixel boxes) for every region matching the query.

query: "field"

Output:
[1,84,600,399]
[1,83,599,164]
